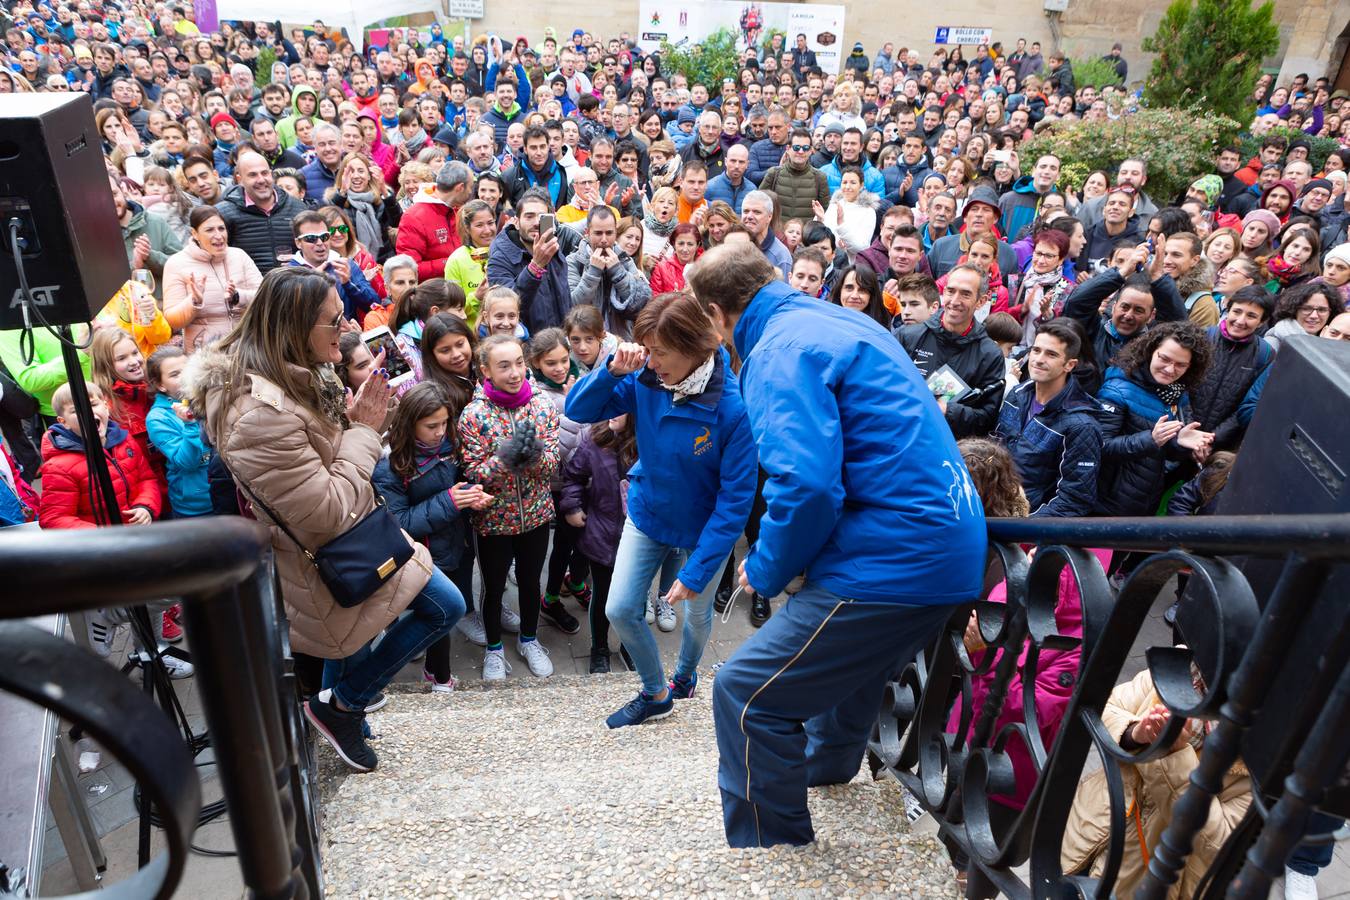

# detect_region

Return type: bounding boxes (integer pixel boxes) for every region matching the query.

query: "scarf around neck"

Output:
[534,360,579,391]
[1265,253,1301,285]
[1218,318,1254,344]
[1139,365,1184,408]
[344,189,383,258]
[644,207,677,238]
[483,377,534,409]
[659,354,715,404]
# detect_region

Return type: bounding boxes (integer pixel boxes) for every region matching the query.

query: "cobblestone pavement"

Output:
[319,675,960,899]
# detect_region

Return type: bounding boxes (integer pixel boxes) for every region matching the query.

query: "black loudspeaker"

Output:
[1213,334,1350,816]
[0,93,128,329]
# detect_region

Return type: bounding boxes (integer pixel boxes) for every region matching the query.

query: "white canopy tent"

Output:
[213,0,442,51]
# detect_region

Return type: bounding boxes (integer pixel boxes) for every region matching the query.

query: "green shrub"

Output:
[1141,0,1280,124]
[1238,127,1341,172]
[1071,56,1124,89]
[1020,107,1240,201]
[255,46,277,89]
[660,28,741,89]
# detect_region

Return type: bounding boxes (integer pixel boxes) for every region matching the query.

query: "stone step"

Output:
[319,675,959,898]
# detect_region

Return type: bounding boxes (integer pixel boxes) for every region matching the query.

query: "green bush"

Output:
[1142,0,1280,124]
[660,28,741,89]
[1020,107,1240,201]
[1071,56,1124,89]
[1238,127,1341,172]
[255,46,278,89]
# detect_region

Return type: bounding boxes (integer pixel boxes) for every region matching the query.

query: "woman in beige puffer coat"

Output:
[1060,668,1251,897]
[191,266,464,773]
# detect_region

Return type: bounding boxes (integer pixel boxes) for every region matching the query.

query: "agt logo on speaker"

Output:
[9,284,60,308]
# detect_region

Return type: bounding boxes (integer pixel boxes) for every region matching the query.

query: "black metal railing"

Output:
[868,513,1350,900]
[0,517,322,900]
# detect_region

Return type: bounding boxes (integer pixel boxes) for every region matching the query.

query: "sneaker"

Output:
[606,691,674,729]
[540,595,580,634]
[714,585,734,614]
[363,691,389,712]
[589,647,611,674]
[483,647,510,681]
[655,596,677,632]
[751,593,771,627]
[517,639,554,677]
[645,596,656,624]
[304,689,377,772]
[85,609,122,658]
[159,652,194,679]
[423,669,457,694]
[455,609,488,646]
[162,604,183,643]
[499,605,521,634]
[669,671,698,700]
[1285,868,1319,900]
[564,576,592,610]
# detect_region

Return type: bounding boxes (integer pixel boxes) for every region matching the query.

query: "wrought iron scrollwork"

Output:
[869,515,1348,900]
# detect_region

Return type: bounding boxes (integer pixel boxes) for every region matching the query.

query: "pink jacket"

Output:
[946,548,1111,810]
[163,242,262,353]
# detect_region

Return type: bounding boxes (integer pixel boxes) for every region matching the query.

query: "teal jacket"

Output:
[145,391,212,517]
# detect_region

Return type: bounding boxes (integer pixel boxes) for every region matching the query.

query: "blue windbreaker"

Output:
[565,350,757,593]
[733,280,987,604]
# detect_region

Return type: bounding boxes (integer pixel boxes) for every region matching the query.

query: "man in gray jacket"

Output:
[566,206,651,339]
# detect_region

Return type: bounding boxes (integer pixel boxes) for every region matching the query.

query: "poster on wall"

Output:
[637,1,846,74]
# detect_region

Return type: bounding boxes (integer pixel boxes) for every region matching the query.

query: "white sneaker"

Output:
[159,653,194,680]
[500,605,521,634]
[1285,868,1319,900]
[455,609,488,646]
[517,639,553,677]
[645,597,656,624]
[655,597,677,632]
[483,647,510,681]
[85,609,123,658]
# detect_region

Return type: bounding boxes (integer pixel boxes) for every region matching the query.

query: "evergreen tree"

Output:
[1142,0,1279,122]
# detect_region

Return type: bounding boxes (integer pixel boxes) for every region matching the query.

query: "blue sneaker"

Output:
[606,691,674,729]
[669,672,698,700]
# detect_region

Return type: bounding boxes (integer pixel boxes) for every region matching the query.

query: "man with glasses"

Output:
[287,211,379,321]
[747,109,791,186]
[758,128,830,223]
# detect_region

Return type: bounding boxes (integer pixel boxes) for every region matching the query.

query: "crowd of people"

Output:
[0,4,1344,891]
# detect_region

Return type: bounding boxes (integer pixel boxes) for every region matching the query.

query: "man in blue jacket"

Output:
[688,243,988,848]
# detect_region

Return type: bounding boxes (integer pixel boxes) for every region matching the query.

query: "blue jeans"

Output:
[607,518,727,696]
[1288,813,1343,876]
[329,567,465,711]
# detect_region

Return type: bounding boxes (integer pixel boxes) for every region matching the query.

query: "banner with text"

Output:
[637,1,847,74]
[933,26,993,46]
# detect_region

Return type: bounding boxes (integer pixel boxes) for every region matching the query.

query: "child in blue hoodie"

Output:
[144,347,212,518]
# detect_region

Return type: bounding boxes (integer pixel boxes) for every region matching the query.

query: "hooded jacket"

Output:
[485,223,581,333]
[821,153,886,196]
[275,85,318,150]
[1174,259,1220,327]
[371,435,472,573]
[145,391,212,517]
[1189,324,1274,450]
[481,99,526,150]
[395,188,462,280]
[894,313,1006,438]
[998,175,1056,243]
[1095,366,1196,516]
[566,349,756,593]
[823,189,881,258]
[39,421,161,529]
[995,378,1104,517]
[558,427,627,567]
[456,382,561,536]
[120,202,183,281]
[162,237,262,353]
[356,109,400,186]
[565,238,652,339]
[729,280,985,602]
[215,182,306,276]
[505,155,569,209]
[190,348,433,659]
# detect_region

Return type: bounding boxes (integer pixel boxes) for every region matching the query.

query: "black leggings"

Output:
[718,467,770,594]
[477,523,550,646]
[587,560,614,650]
[423,548,477,684]
[545,493,590,596]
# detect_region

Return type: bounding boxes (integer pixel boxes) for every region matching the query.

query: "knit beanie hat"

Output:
[1241,208,1281,235]
[208,112,238,133]
[1190,174,1223,205]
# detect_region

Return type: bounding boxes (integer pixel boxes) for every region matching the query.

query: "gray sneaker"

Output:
[455,609,488,646]
[655,597,677,632]
[500,605,521,634]
[483,647,510,681]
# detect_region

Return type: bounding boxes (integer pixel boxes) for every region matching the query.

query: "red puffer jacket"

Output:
[395,191,461,280]
[38,421,162,529]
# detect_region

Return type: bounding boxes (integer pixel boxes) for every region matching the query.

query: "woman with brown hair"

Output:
[191,266,464,772]
[565,292,757,728]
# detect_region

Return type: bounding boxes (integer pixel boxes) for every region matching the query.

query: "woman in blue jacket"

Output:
[1096,321,1215,517]
[566,292,757,729]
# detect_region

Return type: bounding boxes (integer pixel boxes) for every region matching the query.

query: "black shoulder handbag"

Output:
[234,477,415,609]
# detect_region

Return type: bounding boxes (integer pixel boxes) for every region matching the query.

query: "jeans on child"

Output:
[607,518,726,696]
